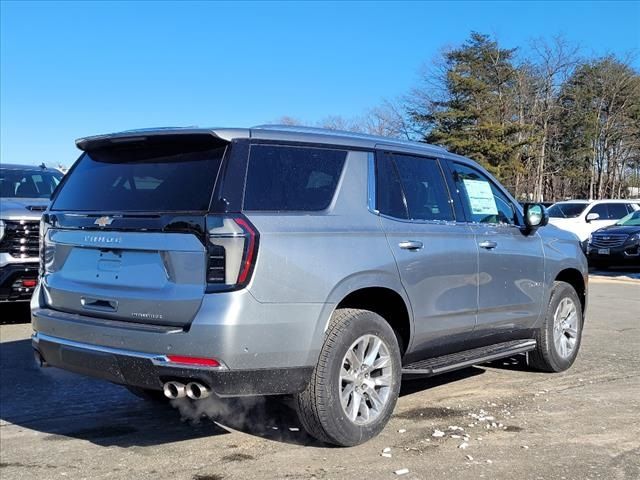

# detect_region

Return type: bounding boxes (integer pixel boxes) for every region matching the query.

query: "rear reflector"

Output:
[166,355,220,367]
[22,279,37,288]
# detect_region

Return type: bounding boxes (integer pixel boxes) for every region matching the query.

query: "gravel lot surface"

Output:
[1,279,638,480]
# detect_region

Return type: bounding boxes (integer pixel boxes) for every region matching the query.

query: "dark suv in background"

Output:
[32,126,587,446]
[0,164,62,302]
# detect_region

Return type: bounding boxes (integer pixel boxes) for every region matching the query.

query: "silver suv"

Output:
[1,164,62,302]
[31,126,588,446]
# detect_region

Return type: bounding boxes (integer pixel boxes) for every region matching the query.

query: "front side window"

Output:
[588,203,608,220]
[450,163,517,225]
[0,168,61,199]
[243,145,347,211]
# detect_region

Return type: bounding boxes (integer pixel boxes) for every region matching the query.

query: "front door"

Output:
[445,161,545,344]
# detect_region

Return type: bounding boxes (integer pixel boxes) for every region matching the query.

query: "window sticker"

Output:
[462,179,498,215]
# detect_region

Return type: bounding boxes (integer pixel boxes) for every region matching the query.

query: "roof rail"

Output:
[252,124,448,152]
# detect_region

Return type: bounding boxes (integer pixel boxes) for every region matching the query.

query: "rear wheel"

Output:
[295,308,402,446]
[529,281,583,372]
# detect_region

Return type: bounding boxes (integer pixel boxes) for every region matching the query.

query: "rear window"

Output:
[547,203,588,218]
[52,139,226,212]
[243,145,347,211]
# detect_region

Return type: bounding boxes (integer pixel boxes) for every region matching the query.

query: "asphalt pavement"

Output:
[1,279,638,480]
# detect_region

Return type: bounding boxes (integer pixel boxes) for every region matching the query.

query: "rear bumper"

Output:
[32,332,312,396]
[0,263,38,302]
[31,285,326,395]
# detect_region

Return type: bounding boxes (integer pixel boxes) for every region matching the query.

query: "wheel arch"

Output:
[334,286,412,356]
[555,268,587,314]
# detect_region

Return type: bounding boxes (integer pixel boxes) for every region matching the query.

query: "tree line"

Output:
[279,33,640,202]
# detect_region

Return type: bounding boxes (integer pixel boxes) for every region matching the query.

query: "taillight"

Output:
[166,355,221,367]
[39,216,50,278]
[205,214,259,291]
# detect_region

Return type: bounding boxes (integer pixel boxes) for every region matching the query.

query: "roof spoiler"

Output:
[75,127,249,151]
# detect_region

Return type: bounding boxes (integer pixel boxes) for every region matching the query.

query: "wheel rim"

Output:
[339,334,393,425]
[553,297,579,359]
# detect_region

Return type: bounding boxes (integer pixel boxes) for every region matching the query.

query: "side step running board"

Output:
[401,339,536,376]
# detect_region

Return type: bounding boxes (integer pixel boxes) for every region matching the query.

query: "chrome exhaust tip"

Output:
[185,382,211,400]
[163,381,186,399]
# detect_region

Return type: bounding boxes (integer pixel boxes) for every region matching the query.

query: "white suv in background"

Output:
[547,200,640,249]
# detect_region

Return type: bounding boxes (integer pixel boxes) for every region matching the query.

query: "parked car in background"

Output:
[547,200,640,250]
[587,210,640,268]
[32,126,587,446]
[0,164,63,302]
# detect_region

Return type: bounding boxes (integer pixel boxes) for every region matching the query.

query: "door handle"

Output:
[479,240,498,250]
[399,240,424,250]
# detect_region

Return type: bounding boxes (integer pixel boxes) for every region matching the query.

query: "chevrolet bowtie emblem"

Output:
[94,216,114,228]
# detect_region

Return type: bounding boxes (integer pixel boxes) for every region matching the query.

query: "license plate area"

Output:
[598,248,610,255]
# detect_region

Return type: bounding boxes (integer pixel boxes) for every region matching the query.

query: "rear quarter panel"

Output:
[243,151,411,353]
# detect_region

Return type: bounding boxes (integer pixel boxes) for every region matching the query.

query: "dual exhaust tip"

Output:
[163,381,211,400]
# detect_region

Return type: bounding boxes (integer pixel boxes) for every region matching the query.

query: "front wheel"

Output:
[529,281,583,372]
[295,308,402,446]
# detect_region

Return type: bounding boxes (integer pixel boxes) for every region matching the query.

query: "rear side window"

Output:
[378,154,453,220]
[607,203,628,219]
[375,153,408,219]
[243,145,347,211]
[52,138,226,212]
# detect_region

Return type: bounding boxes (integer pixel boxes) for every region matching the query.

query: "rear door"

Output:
[42,134,228,327]
[375,151,478,358]
[444,161,544,343]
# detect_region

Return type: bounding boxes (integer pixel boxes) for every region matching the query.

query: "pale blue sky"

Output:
[1,1,639,166]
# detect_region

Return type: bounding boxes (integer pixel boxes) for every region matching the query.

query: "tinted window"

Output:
[53,141,225,212]
[389,154,453,221]
[588,204,608,219]
[244,145,346,211]
[618,210,640,226]
[607,203,629,219]
[0,169,61,199]
[547,203,588,218]
[450,163,516,225]
[376,153,408,219]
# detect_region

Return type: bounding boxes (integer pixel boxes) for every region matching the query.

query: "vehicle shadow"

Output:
[1,336,490,449]
[0,301,31,325]
[400,367,486,397]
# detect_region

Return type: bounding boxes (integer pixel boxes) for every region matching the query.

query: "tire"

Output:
[126,386,169,403]
[295,308,402,446]
[529,281,583,373]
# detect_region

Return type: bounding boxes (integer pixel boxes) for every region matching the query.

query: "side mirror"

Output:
[586,213,600,222]
[523,203,548,235]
